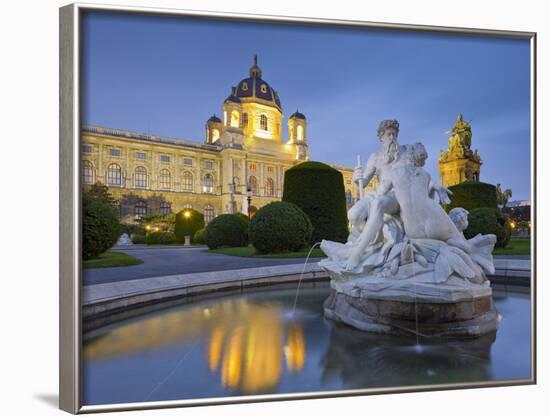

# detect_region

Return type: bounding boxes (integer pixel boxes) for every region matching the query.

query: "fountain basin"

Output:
[324,276,498,337]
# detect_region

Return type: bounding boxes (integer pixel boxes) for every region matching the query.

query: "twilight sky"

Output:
[82,12,532,200]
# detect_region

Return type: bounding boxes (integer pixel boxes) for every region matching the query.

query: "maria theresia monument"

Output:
[320,120,498,338]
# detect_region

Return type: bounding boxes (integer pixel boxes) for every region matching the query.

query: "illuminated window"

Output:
[183,204,192,209]
[265,178,275,196]
[159,202,171,215]
[183,158,193,166]
[242,82,248,91]
[160,155,171,163]
[182,171,193,192]
[267,166,274,173]
[135,201,147,218]
[107,163,122,187]
[211,129,220,142]
[242,113,248,127]
[204,205,215,223]
[134,166,147,188]
[248,176,258,195]
[260,114,268,131]
[109,148,121,157]
[260,84,267,93]
[82,145,93,154]
[136,151,146,160]
[82,160,94,184]
[159,169,171,190]
[231,111,240,128]
[297,125,304,141]
[249,163,256,172]
[203,173,214,193]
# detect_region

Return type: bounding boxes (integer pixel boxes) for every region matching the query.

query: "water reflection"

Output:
[322,323,496,387]
[84,297,307,394]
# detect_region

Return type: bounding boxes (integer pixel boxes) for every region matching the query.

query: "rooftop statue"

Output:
[320,120,497,337]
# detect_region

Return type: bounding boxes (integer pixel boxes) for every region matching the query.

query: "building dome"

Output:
[207,114,222,123]
[224,95,241,104]
[290,110,306,120]
[232,55,282,111]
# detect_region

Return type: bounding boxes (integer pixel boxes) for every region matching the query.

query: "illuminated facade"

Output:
[82,56,367,223]
[438,114,482,187]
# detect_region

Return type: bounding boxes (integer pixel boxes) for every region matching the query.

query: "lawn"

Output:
[207,246,326,259]
[209,237,530,259]
[83,251,144,269]
[493,237,531,256]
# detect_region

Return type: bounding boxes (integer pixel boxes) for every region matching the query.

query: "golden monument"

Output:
[438,113,482,187]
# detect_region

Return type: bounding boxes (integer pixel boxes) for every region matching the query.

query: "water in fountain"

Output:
[291,242,322,316]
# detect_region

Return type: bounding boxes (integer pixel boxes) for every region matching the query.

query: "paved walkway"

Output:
[83,245,323,286]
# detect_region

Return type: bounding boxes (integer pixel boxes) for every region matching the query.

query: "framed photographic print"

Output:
[59,2,536,414]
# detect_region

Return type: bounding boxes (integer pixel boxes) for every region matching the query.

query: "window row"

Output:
[84,146,204,167]
[227,111,273,132]
[132,202,215,223]
[82,162,215,193]
[247,176,276,197]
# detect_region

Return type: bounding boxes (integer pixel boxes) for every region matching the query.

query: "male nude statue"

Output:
[344,120,451,271]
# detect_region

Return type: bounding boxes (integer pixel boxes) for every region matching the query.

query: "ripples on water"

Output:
[82,285,531,405]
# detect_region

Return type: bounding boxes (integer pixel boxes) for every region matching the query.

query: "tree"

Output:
[496,183,513,211]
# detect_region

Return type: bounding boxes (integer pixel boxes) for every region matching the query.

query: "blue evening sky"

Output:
[82,12,532,200]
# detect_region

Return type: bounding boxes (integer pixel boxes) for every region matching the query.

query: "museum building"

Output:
[81,56,366,223]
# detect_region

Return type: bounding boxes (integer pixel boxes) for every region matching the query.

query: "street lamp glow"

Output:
[184,211,191,219]
[509,221,516,229]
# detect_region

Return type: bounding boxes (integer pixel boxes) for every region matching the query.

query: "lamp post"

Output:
[183,210,191,246]
[247,187,253,219]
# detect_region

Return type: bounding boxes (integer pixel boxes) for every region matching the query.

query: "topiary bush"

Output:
[193,228,206,244]
[131,234,146,244]
[283,161,348,244]
[146,231,176,245]
[82,194,121,260]
[249,202,312,254]
[205,214,249,249]
[446,181,498,212]
[235,212,250,227]
[175,209,205,243]
[465,207,512,248]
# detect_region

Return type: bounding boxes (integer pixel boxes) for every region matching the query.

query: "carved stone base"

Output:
[324,286,499,338]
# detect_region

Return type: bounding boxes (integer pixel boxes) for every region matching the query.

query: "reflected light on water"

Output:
[84,298,307,395]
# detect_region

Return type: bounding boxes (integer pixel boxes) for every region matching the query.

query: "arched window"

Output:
[265,178,275,196]
[107,163,122,187]
[248,176,258,196]
[242,113,248,127]
[297,125,304,141]
[159,169,171,190]
[182,171,194,192]
[204,205,215,223]
[231,111,240,128]
[211,129,220,142]
[260,114,268,131]
[135,201,147,218]
[203,173,214,193]
[159,202,171,215]
[134,166,147,188]
[82,160,94,184]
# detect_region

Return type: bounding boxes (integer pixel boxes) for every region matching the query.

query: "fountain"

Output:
[319,120,498,338]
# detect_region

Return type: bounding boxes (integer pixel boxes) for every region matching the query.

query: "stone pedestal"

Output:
[324,277,498,338]
[184,235,191,247]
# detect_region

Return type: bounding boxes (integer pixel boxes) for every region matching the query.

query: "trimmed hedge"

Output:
[146,231,176,245]
[235,212,250,226]
[283,161,348,243]
[465,207,512,248]
[193,228,206,244]
[447,181,497,212]
[82,194,122,260]
[131,234,146,244]
[205,214,249,249]
[249,202,312,254]
[175,209,205,243]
